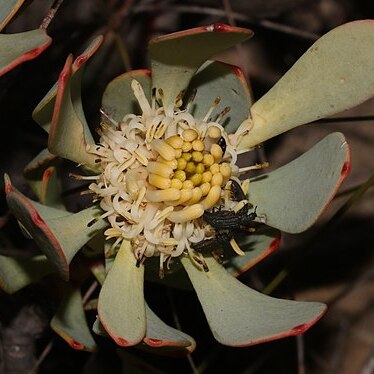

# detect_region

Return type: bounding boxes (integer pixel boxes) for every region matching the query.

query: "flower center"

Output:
[83,79,263,275]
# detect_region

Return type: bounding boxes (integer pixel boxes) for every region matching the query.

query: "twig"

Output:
[314,115,374,124]
[296,334,305,374]
[28,340,54,374]
[40,0,64,30]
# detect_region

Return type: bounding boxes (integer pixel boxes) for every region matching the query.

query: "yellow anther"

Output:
[182,128,198,142]
[211,172,223,186]
[165,135,183,149]
[190,173,202,186]
[203,153,214,167]
[182,180,194,190]
[200,185,222,210]
[219,163,232,179]
[168,204,204,223]
[151,139,176,161]
[191,151,203,162]
[174,170,186,182]
[157,156,178,169]
[170,178,183,189]
[147,161,174,178]
[210,163,220,175]
[195,163,205,174]
[192,139,204,152]
[167,188,193,206]
[145,188,181,202]
[185,187,203,205]
[202,170,212,183]
[200,182,211,196]
[148,173,171,189]
[182,152,192,161]
[185,162,196,174]
[182,141,192,152]
[210,143,223,162]
[177,158,187,170]
[207,125,222,139]
[174,149,182,158]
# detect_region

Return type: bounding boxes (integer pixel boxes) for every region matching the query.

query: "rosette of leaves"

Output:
[2,21,374,354]
[0,0,51,77]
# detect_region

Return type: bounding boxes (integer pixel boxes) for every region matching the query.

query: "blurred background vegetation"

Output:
[0,0,373,373]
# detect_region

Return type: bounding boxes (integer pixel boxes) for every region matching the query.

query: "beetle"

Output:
[191,231,234,253]
[203,179,257,231]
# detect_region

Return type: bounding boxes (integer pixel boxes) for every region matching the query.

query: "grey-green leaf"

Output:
[98,240,146,346]
[0,255,53,294]
[150,23,253,111]
[239,20,374,149]
[51,286,97,351]
[187,60,252,133]
[247,132,350,233]
[182,256,326,346]
[0,29,51,76]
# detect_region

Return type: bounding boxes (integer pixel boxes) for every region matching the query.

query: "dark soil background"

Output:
[0,1,373,373]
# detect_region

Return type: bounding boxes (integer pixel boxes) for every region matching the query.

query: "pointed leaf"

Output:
[187,60,252,133]
[150,23,253,110]
[0,29,51,77]
[51,285,97,351]
[226,229,281,277]
[0,0,25,31]
[239,20,374,149]
[23,148,57,199]
[182,256,326,346]
[33,36,103,133]
[48,55,98,171]
[102,69,151,122]
[40,166,65,209]
[143,303,196,354]
[98,240,146,346]
[5,175,107,280]
[0,255,53,294]
[247,132,350,233]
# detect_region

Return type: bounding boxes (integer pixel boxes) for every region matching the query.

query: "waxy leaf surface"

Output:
[239,20,374,149]
[248,132,350,233]
[51,286,97,351]
[0,0,25,31]
[0,255,53,294]
[0,29,51,77]
[182,256,326,346]
[150,24,253,110]
[5,175,107,280]
[187,60,252,133]
[98,240,146,346]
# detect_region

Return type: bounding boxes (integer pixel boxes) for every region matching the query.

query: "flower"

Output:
[3,21,374,353]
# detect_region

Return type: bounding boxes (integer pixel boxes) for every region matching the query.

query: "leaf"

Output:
[0,29,51,77]
[98,240,146,346]
[40,166,65,209]
[143,303,196,355]
[182,256,326,346]
[187,60,252,133]
[102,69,151,123]
[33,36,103,133]
[48,54,98,171]
[0,255,53,294]
[51,285,97,351]
[150,23,253,111]
[225,228,281,277]
[0,0,25,31]
[239,20,374,149]
[23,148,57,200]
[247,132,350,233]
[5,174,107,280]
